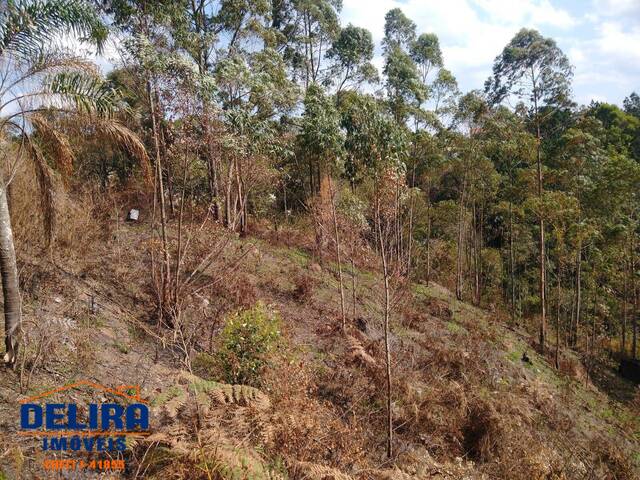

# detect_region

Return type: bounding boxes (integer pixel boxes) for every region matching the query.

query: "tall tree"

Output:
[382,9,423,124]
[623,92,640,119]
[486,28,573,353]
[326,24,377,93]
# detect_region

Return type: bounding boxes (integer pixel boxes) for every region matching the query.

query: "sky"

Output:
[340,0,640,106]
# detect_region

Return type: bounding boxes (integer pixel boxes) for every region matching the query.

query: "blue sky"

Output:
[341,0,640,106]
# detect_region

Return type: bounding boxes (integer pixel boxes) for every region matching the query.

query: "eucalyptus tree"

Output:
[297,82,342,250]
[410,33,443,86]
[409,32,445,126]
[447,91,492,302]
[485,28,573,353]
[326,24,378,93]
[366,108,408,460]
[588,102,640,162]
[382,8,416,50]
[431,68,459,123]
[298,83,343,196]
[540,191,578,367]
[382,8,424,125]
[410,130,446,282]
[338,90,408,456]
[587,145,640,358]
[0,0,142,366]
[624,92,640,119]
[270,0,342,89]
[482,107,535,319]
[215,47,297,231]
[551,115,603,347]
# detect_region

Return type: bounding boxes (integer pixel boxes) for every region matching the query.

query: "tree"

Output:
[623,92,640,119]
[0,0,133,366]
[382,8,416,50]
[326,24,378,93]
[410,33,443,85]
[272,0,342,89]
[482,107,535,320]
[382,9,423,124]
[431,68,459,120]
[297,83,343,253]
[486,28,573,353]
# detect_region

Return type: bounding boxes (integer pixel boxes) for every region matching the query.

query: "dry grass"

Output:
[2,185,640,480]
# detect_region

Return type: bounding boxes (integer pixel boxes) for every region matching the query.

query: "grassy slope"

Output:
[0,220,639,479]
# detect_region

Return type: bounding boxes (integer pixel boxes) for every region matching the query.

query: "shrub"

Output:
[292,274,315,301]
[216,302,281,386]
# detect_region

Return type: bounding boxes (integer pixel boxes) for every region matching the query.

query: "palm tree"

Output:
[1,0,150,366]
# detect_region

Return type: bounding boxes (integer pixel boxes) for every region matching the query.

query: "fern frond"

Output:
[293,461,353,480]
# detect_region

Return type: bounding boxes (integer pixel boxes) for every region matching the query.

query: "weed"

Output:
[192,351,217,379]
[291,274,315,302]
[216,302,281,386]
[113,340,129,354]
[446,321,461,333]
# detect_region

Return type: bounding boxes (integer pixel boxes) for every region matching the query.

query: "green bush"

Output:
[216,302,281,386]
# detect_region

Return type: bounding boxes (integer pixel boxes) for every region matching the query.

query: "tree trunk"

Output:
[426,188,432,284]
[376,200,393,459]
[406,164,416,277]
[351,256,357,320]
[472,202,481,306]
[0,182,21,367]
[509,201,516,323]
[456,182,466,301]
[632,234,638,360]
[328,178,346,331]
[573,241,582,348]
[532,82,547,354]
[622,253,628,357]
[556,262,562,369]
[537,138,546,353]
[147,79,170,321]
[224,156,235,229]
[174,152,190,306]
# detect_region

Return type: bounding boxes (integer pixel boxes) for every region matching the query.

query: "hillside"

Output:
[1,212,638,480]
[3,2,640,479]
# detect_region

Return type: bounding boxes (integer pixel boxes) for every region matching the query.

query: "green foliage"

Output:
[216,302,281,386]
[623,92,640,119]
[383,8,416,51]
[485,28,573,109]
[327,24,378,91]
[298,83,344,174]
[411,33,443,73]
[1,0,108,58]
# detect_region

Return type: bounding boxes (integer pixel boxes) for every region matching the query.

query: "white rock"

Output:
[127,209,140,221]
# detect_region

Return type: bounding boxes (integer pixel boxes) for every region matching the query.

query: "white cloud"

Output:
[341,0,637,105]
[591,0,640,16]
[471,0,577,28]
[597,21,640,64]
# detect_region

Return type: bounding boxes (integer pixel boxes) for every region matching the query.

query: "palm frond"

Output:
[30,114,75,178]
[44,71,122,117]
[1,49,99,101]
[0,0,108,59]
[26,49,100,77]
[25,134,56,246]
[95,118,153,186]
